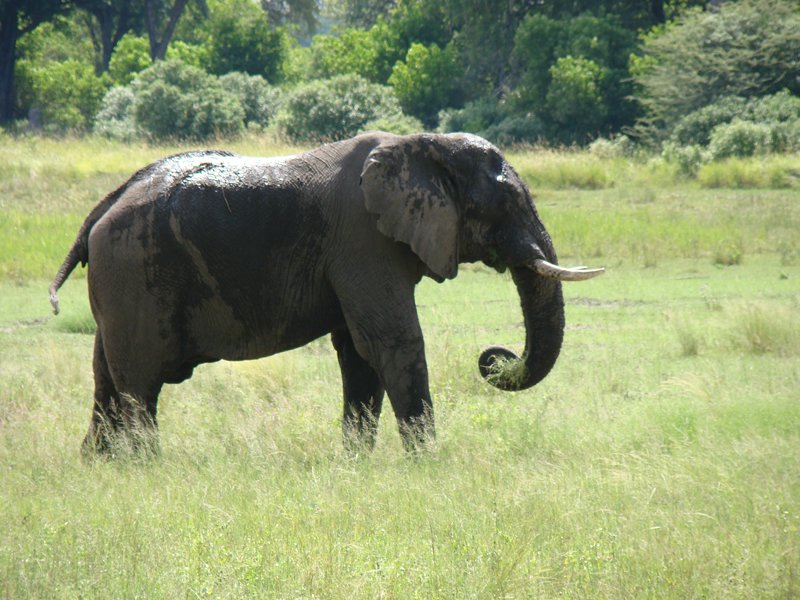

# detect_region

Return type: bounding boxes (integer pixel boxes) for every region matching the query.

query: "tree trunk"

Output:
[651,0,666,24]
[0,5,19,124]
[145,0,190,61]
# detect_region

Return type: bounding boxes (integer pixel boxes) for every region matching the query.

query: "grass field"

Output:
[1,134,798,598]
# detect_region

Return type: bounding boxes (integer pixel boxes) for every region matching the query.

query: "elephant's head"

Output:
[360,132,603,391]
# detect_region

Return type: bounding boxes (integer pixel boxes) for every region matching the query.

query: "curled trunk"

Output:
[478,266,565,391]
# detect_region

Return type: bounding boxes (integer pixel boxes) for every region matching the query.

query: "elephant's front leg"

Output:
[378,340,435,452]
[334,262,435,452]
[344,314,435,452]
[331,328,385,452]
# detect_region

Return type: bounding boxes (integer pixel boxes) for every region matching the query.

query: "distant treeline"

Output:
[4,0,800,156]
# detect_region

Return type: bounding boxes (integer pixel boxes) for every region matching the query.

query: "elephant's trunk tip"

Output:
[478,346,531,392]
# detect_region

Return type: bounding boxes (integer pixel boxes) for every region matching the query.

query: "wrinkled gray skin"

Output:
[50,132,565,455]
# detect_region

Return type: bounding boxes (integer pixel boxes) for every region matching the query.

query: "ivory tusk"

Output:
[530,259,605,281]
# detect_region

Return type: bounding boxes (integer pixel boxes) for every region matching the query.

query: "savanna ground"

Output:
[0,135,798,598]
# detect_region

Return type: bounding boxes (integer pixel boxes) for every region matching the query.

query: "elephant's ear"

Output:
[360,136,459,280]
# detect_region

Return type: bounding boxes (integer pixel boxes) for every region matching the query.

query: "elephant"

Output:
[49,131,603,455]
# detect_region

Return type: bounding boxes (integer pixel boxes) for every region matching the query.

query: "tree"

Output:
[513,12,638,141]
[545,56,607,142]
[0,0,70,123]
[107,33,151,84]
[325,0,396,28]
[309,28,382,81]
[389,42,461,126]
[261,0,318,35]
[633,0,800,141]
[444,0,535,97]
[206,0,288,81]
[144,0,203,61]
[73,0,143,73]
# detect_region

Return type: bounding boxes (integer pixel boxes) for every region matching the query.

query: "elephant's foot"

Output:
[398,413,436,455]
[81,422,160,460]
[342,414,380,455]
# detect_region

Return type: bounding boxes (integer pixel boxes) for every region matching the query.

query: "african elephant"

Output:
[49,132,602,455]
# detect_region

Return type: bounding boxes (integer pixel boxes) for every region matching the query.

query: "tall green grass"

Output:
[1,137,799,598]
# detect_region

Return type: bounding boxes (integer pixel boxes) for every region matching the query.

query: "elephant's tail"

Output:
[49,182,129,315]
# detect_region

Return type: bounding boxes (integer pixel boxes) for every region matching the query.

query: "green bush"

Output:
[589,135,634,159]
[661,142,710,175]
[670,97,749,147]
[439,97,506,134]
[15,58,108,133]
[767,119,800,154]
[93,86,136,141]
[747,89,800,124]
[708,119,772,160]
[634,0,800,141]
[360,113,424,136]
[438,97,544,146]
[219,72,282,127]
[277,74,403,142]
[131,60,244,141]
[671,91,800,147]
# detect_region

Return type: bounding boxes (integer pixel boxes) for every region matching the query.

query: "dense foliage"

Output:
[6,0,800,154]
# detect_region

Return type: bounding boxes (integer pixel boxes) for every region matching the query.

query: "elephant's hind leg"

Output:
[82,332,124,456]
[84,332,162,458]
[332,328,385,452]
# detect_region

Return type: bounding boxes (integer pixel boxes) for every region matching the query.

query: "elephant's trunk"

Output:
[478,266,565,391]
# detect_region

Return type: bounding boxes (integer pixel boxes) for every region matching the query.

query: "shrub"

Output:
[589,135,634,159]
[671,91,800,148]
[767,119,800,153]
[439,97,506,134]
[277,74,403,142]
[219,72,282,128]
[360,113,424,136]
[634,0,800,140]
[439,97,544,146]
[670,96,749,147]
[481,116,544,147]
[661,142,710,175]
[15,58,108,133]
[747,89,800,124]
[94,86,136,140]
[131,60,244,141]
[708,119,772,160]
